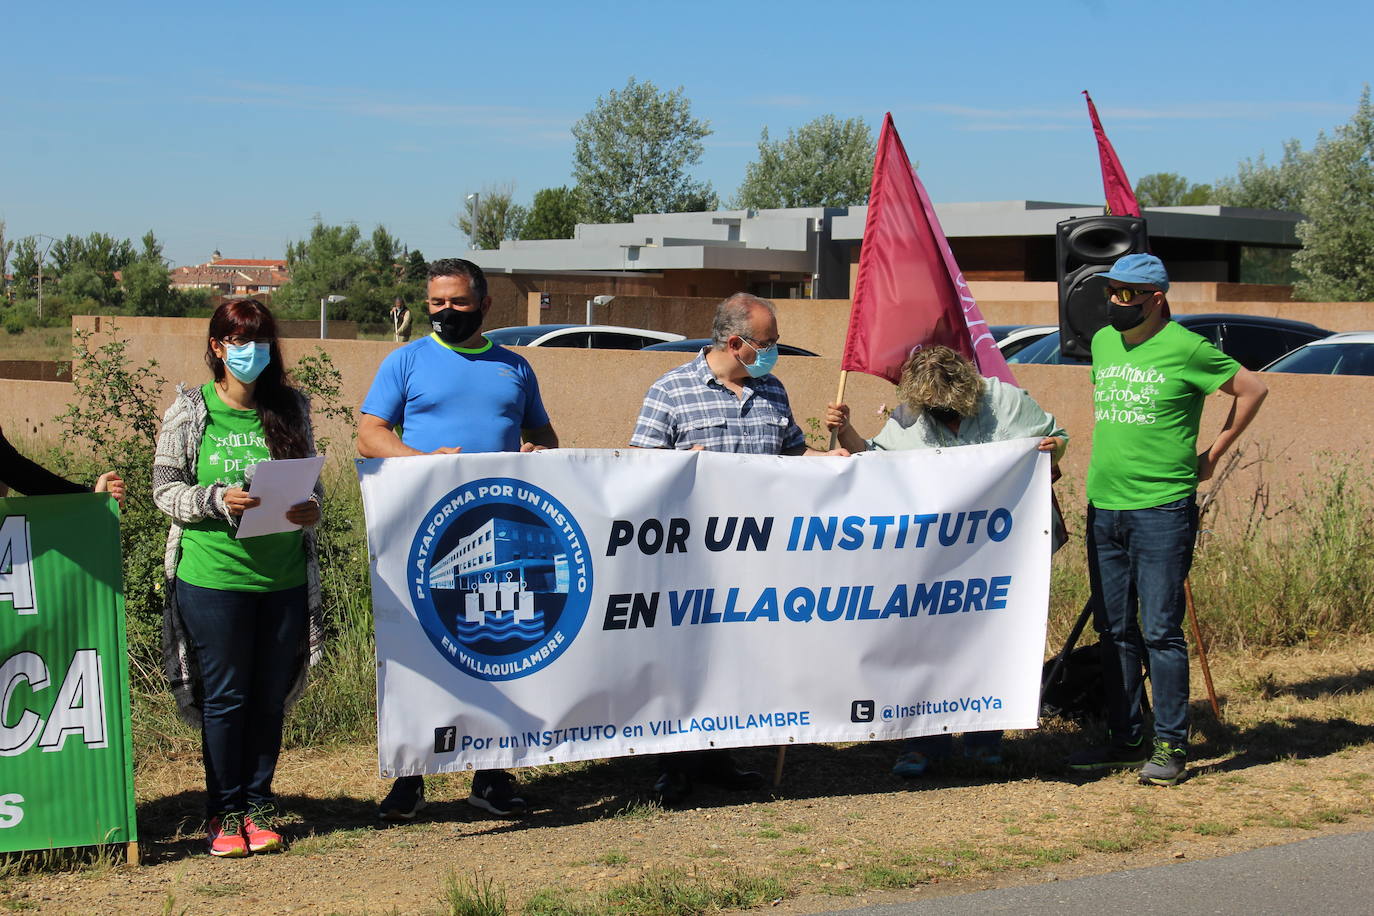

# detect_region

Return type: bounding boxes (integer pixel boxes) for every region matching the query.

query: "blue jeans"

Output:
[1087,496,1198,748]
[176,579,307,816]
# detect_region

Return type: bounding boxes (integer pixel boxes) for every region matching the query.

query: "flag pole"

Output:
[827,370,849,450]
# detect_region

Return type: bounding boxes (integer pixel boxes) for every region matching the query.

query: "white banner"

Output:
[359,442,1051,777]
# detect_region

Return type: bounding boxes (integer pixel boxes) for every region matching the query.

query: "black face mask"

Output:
[430,307,484,345]
[1110,302,1148,332]
[927,406,961,424]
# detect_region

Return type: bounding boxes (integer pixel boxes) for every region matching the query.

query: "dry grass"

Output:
[7,636,1374,914]
[0,327,70,362]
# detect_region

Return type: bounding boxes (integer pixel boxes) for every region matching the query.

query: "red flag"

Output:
[1082,90,1141,217]
[842,113,1015,385]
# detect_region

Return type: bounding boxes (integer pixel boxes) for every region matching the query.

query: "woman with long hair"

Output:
[153,299,324,858]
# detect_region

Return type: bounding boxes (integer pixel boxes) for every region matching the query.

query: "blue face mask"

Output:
[224,341,271,383]
[739,339,779,378]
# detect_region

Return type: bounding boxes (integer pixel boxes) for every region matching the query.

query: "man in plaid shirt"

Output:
[631,292,847,803]
[631,293,841,456]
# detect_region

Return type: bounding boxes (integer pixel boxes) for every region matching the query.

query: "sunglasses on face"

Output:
[1104,285,1156,303]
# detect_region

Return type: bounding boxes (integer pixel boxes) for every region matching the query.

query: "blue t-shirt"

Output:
[360,334,550,454]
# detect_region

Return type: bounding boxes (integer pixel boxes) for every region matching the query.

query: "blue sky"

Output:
[2,0,1367,268]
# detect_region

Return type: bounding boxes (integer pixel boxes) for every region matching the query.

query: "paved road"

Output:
[833,830,1374,915]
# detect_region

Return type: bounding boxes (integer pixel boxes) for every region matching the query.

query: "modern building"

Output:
[475,202,1301,300]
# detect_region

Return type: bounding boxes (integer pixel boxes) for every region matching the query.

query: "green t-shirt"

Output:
[1086,321,1239,510]
[176,383,307,591]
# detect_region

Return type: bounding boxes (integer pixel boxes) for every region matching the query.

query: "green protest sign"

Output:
[0,493,136,854]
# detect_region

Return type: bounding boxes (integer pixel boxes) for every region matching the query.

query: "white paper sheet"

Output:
[234,456,325,539]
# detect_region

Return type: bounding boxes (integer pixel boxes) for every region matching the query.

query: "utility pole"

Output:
[34,234,57,323]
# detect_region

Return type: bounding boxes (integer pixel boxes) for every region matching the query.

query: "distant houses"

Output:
[169,251,290,296]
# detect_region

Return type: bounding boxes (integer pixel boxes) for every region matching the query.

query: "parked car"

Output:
[641,338,821,357]
[1005,314,1333,371]
[1261,331,1374,376]
[483,324,685,350]
[993,325,1058,359]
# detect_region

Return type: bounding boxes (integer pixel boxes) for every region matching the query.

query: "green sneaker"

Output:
[1065,738,1149,772]
[1139,740,1187,786]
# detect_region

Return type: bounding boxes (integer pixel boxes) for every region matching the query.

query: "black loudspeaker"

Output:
[1056,216,1149,360]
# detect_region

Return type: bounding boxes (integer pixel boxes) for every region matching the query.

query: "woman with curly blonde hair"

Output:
[825,345,1066,777]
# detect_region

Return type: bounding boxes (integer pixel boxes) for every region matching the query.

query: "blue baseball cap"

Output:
[1102,253,1169,292]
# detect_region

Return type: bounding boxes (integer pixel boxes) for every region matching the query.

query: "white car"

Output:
[1261,331,1374,376]
[483,324,685,350]
[994,325,1058,359]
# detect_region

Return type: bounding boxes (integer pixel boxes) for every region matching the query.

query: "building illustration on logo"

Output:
[427,518,569,639]
[407,477,592,681]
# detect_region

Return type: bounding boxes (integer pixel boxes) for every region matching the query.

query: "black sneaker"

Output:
[653,770,693,806]
[1066,738,1149,772]
[698,753,765,791]
[1139,740,1187,786]
[378,775,426,822]
[468,770,527,816]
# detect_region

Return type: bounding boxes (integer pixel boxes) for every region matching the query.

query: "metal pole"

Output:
[585,298,592,325]
[319,297,326,339]
[467,193,481,249]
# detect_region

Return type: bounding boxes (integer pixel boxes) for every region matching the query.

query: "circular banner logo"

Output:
[407,478,592,681]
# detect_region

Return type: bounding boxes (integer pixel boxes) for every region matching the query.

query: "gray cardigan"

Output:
[153,382,325,728]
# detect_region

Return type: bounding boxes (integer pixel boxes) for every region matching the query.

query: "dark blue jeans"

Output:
[1087,496,1198,748]
[176,579,307,817]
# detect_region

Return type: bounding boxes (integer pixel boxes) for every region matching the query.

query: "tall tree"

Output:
[521,186,582,240]
[123,230,178,316]
[49,232,134,278]
[0,221,11,302]
[1292,86,1374,301]
[11,237,40,293]
[458,182,527,249]
[571,77,716,222]
[274,221,369,318]
[369,225,402,281]
[1213,139,1313,211]
[1133,172,1214,207]
[734,115,875,209]
[405,249,428,281]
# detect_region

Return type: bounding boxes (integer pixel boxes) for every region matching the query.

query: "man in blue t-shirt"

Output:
[359,257,558,822]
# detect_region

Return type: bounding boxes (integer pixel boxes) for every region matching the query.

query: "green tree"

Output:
[571,77,716,222]
[458,183,528,249]
[0,220,12,300]
[405,249,428,281]
[275,220,424,324]
[122,230,179,316]
[368,225,402,282]
[11,237,40,294]
[1133,172,1214,207]
[49,232,135,278]
[733,115,875,209]
[274,221,369,318]
[1213,139,1313,211]
[521,186,582,240]
[1292,86,1374,301]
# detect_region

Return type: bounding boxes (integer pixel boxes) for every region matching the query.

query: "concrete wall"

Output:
[70,316,359,339]
[4,325,1371,543]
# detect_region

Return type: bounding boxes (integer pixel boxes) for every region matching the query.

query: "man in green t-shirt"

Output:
[1068,254,1268,786]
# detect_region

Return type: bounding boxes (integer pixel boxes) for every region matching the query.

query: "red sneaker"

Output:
[244,804,283,853]
[207,813,248,858]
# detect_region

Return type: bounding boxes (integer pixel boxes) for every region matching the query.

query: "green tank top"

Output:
[176,383,307,592]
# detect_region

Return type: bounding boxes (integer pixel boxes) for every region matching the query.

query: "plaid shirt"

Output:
[630,350,806,454]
